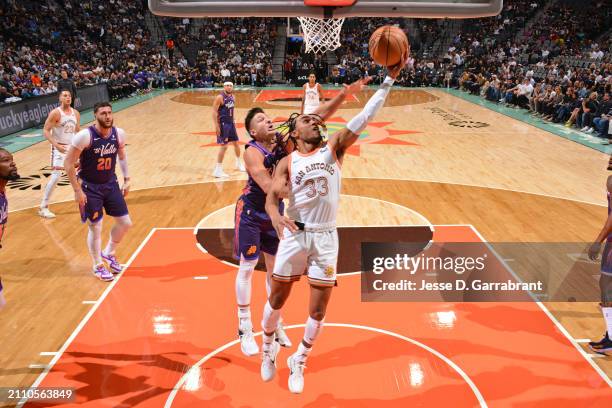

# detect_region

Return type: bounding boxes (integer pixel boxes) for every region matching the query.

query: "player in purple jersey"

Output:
[0,147,20,309]
[64,102,133,282]
[588,156,612,353]
[234,77,370,357]
[212,82,245,178]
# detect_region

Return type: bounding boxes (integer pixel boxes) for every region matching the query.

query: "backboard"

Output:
[148,0,504,19]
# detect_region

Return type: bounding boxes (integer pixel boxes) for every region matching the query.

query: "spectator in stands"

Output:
[593,106,611,139]
[0,87,10,104]
[540,85,563,121]
[515,77,534,109]
[579,92,600,131]
[590,93,611,134]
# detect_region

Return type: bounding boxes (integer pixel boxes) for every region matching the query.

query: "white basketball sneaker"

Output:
[287,353,306,394]
[238,323,259,356]
[260,340,280,382]
[236,160,246,172]
[213,166,229,178]
[38,207,56,219]
[275,324,292,348]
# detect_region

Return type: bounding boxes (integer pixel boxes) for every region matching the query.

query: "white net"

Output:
[297,17,345,54]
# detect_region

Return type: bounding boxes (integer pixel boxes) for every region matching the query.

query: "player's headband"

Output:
[223,81,233,87]
[280,113,328,142]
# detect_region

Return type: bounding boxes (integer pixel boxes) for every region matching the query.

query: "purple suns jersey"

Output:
[78,126,121,184]
[0,192,6,226]
[218,92,235,123]
[241,137,287,209]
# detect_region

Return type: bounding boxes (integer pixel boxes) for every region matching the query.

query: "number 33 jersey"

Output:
[286,145,341,227]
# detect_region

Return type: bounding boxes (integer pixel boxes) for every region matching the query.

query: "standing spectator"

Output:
[166,38,175,61]
[284,58,293,84]
[57,70,78,108]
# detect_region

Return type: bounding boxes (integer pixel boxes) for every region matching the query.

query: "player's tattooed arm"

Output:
[266,156,297,239]
[312,77,371,121]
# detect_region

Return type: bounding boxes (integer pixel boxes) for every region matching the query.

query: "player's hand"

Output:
[387,46,410,79]
[588,242,602,261]
[343,77,372,95]
[122,180,131,197]
[272,215,298,240]
[215,126,221,137]
[75,189,87,207]
[56,144,67,154]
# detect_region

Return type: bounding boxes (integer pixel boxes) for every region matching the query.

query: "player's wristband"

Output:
[382,76,395,87]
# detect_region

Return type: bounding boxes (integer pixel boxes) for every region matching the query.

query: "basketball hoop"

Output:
[296,0,356,54]
[297,16,345,54]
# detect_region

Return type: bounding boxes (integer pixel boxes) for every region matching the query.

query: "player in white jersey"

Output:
[301,73,324,115]
[39,90,80,218]
[261,61,405,393]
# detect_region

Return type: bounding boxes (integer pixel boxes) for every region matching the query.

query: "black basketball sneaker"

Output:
[589,332,612,354]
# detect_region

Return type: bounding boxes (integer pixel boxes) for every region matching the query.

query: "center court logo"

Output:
[8,168,70,191]
[195,116,421,156]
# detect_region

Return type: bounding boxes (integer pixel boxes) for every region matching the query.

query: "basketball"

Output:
[369,25,409,67]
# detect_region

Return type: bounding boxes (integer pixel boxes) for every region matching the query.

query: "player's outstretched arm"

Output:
[265,156,297,239]
[329,69,401,162]
[318,83,325,105]
[588,176,612,260]
[300,83,306,114]
[312,77,371,121]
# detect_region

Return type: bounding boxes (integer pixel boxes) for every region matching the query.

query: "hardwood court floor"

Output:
[0,88,610,406]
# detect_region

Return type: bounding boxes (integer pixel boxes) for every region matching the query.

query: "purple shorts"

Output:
[0,277,3,292]
[233,198,283,261]
[80,179,129,224]
[217,122,239,145]
[602,241,612,276]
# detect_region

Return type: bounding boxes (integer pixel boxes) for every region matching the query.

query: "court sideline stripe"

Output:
[468,225,612,388]
[16,228,159,407]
